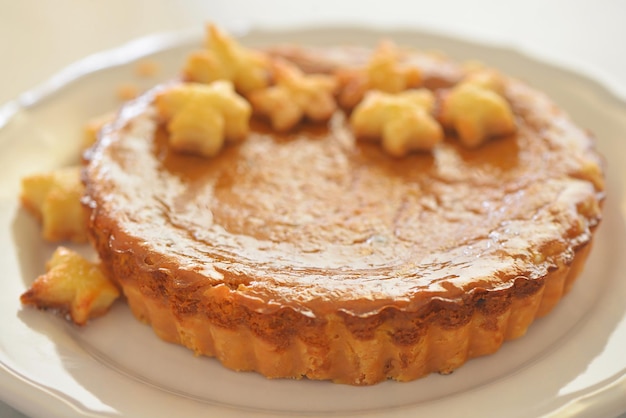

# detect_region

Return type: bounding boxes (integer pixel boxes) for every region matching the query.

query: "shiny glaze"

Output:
[83,53,604,317]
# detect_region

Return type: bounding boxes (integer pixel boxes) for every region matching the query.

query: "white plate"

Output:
[1,26,625,418]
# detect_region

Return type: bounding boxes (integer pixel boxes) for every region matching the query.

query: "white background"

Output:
[1,1,625,417]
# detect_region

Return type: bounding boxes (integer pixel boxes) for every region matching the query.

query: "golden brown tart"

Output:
[82,40,605,385]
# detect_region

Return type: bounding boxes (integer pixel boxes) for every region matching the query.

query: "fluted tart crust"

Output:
[82,44,604,385]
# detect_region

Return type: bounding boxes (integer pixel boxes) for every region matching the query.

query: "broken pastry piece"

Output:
[439,68,517,147]
[83,112,115,151]
[20,166,88,243]
[350,89,443,156]
[183,24,270,94]
[337,40,422,109]
[21,247,120,325]
[155,80,251,157]
[248,59,339,131]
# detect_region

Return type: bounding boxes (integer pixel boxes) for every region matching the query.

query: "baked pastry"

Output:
[82,29,605,385]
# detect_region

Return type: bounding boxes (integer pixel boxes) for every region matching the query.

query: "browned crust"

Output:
[87,211,595,384]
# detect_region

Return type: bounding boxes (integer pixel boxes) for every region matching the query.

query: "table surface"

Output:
[2,1,625,417]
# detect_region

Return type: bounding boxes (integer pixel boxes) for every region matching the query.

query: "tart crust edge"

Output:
[89,221,595,385]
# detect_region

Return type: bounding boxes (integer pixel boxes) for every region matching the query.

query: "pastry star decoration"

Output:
[338,40,422,109]
[350,89,443,157]
[183,24,270,94]
[249,59,339,131]
[20,247,120,325]
[367,40,422,94]
[155,80,251,157]
[439,69,517,147]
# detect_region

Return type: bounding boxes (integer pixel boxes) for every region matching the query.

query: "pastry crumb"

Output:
[117,83,140,101]
[135,59,160,78]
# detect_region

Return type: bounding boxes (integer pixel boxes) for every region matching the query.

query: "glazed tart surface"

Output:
[82,45,604,385]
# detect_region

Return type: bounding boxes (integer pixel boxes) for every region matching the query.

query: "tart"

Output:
[82,29,605,385]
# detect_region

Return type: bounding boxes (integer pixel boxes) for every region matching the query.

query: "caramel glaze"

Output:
[82,47,604,363]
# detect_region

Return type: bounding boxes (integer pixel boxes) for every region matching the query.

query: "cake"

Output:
[80,25,605,385]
